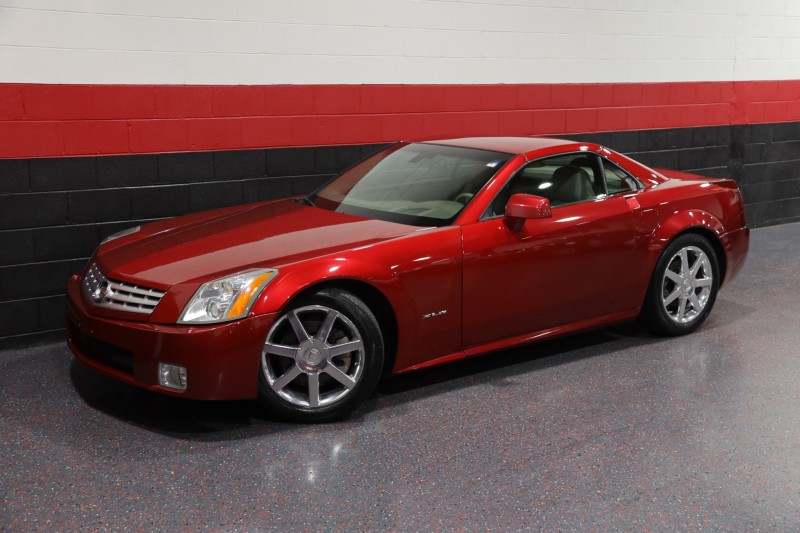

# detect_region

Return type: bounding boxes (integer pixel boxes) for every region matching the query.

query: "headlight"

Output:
[102,225,141,244]
[178,268,278,324]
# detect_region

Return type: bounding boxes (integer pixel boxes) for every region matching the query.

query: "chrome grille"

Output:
[83,263,165,315]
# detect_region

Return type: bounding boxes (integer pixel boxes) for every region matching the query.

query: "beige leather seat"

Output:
[549,166,595,205]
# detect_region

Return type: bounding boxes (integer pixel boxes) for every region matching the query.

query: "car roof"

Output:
[423,136,578,155]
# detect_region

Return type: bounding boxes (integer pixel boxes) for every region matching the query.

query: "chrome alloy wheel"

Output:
[660,245,714,324]
[262,305,365,408]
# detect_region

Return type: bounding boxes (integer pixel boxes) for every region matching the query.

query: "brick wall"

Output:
[2,1,800,85]
[2,122,799,346]
[2,1,800,346]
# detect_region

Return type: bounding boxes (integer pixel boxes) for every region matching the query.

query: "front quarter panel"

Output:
[250,226,464,373]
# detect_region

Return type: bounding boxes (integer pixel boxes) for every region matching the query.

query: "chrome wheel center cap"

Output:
[297,343,327,372]
[682,278,693,296]
[307,348,322,365]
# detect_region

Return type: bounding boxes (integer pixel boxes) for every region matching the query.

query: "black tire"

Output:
[257,289,384,423]
[641,233,720,336]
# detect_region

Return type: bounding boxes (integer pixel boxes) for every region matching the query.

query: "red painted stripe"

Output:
[1,81,799,158]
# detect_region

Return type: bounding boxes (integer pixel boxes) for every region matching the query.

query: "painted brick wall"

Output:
[3,123,799,347]
[0,143,388,345]
[2,0,800,346]
[3,80,800,159]
[1,1,800,85]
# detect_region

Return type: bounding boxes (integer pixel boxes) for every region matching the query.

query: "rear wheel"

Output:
[258,289,384,422]
[641,234,720,336]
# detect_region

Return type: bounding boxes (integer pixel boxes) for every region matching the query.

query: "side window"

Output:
[601,158,639,195]
[486,153,604,217]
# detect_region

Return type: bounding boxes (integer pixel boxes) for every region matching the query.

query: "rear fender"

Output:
[647,209,729,288]
[650,209,726,253]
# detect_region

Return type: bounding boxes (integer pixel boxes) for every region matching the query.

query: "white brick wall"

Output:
[0,0,799,84]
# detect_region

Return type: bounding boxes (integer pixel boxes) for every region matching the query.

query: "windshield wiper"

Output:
[295,196,315,207]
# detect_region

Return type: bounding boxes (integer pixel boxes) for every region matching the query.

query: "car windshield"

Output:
[311,143,513,227]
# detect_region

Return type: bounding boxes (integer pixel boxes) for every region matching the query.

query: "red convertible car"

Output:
[66,137,749,422]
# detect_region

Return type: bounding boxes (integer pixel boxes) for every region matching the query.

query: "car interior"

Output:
[486,152,640,218]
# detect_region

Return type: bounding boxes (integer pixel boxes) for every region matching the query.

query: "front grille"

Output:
[83,263,165,315]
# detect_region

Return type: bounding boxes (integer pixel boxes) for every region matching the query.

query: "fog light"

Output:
[158,363,187,390]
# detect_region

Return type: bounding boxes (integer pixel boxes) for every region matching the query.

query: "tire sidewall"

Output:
[644,233,720,336]
[257,289,385,423]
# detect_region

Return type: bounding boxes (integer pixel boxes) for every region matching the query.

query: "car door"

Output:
[461,152,641,348]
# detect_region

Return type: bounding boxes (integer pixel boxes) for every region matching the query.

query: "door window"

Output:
[601,158,640,195]
[485,152,605,217]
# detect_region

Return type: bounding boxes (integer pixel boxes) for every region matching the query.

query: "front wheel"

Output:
[641,234,720,336]
[258,289,384,423]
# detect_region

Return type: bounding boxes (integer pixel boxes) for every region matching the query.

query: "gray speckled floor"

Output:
[2,222,800,531]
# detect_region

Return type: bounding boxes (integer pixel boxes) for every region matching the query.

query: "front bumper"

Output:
[66,274,276,400]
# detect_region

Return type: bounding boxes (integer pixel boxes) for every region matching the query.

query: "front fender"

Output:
[249,226,464,373]
[250,258,399,316]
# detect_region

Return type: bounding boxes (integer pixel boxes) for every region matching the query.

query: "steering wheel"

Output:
[454,192,474,205]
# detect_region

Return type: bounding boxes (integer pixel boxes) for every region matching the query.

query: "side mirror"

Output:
[504,193,552,231]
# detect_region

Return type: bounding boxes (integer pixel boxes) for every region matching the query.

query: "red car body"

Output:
[66,137,749,404]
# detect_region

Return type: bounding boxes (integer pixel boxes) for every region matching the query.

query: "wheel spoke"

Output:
[690,255,704,276]
[328,339,363,357]
[665,269,683,284]
[272,365,301,392]
[287,311,310,342]
[663,288,681,305]
[324,365,357,390]
[264,342,298,359]
[679,249,689,275]
[689,294,702,312]
[316,309,338,343]
[677,296,688,322]
[695,277,712,288]
[308,373,320,407]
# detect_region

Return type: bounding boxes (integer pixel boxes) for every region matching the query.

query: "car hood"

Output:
[97,199,422,288]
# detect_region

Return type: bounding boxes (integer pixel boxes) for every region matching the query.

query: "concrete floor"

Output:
[2,222,799,531]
